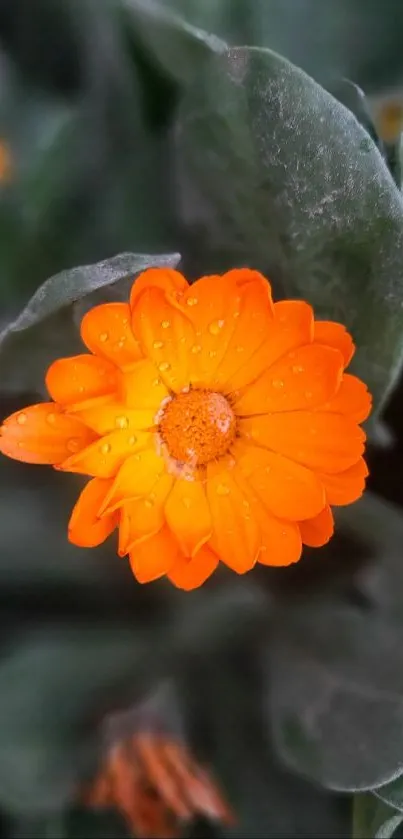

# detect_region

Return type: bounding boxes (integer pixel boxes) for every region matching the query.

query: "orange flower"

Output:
[84,731,233,838]
[0,267,371,588]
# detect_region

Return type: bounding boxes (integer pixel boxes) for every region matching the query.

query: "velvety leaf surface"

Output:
[174,45,403,415]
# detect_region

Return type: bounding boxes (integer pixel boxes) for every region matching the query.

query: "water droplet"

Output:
[158,362,171,372]
[128,435,137,445]
[17,412,27,425]
[152,378,162,386]
[100,442,111,455]
[216,483,230,496]
[209,319,225,335]
[233,311,240,319]
[115,338,126,349]
[186,297,198,306]
[78,385,85,393]
[191,344,202,354]
[236,345,244,353]
[182,496,192,509]
[100,332,109,343]
[242,499,250,509]
[271,379,284,389]
[133,452,141,462]
[209,350,217,358]
[144,498,154,509]
[67,438,80,453]
[153,340,164,349]
[46,412,57,425]
[292,364,304,374]
[115,415,129,429]
[122,317,129,326]
[161,320,170,329]
[17,442,24,449]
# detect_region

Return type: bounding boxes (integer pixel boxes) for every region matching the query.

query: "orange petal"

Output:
[46,355,118,407]
[226,299,314,393]
[169,272,245,386]
[99,445,165,512]
[129,524,180,583]
[58,429,152,478]
[68,477,117,547]
[313,321,354,367]
[132,287,195,392]
[320,373,372,423]
[299,504,334,547]
[209,274,275,391]
[80,302,142,367]
[234,344,343,415]
[319,457,368,505]
[121,358,169,410]
[206,459,260,573]
[239,412,366,473]
[73,401,156,435]
[118,473,174,555]
[164,478,212,556]
[254,497,303,566]
[167,544,219,590]
[130,267,188,309]
[234,439,325,521]
[0,403,96,465]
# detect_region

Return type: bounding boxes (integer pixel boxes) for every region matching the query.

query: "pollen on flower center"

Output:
[158,389,236,466]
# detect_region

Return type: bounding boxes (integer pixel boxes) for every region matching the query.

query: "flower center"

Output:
[158,389,236,467]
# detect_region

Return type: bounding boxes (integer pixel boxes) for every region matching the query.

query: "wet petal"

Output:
[80,302,142,367]
[234,439,325,521]
[299,504,334,547]
[118,473,174,555]
[254,498,303,567]
[130,267,188,309]
[167,544,219,590]
[73,400,156,435]
[234,344,343,415]
[68,477,117,547]
[132,287,195,392]
[206,458,260,573]
[0,403,96,465]
[314,321,354,367]
[164,478,212,556]
[239,412,366,473]
[226,299,314,393]
[319,458,368,505]
[320,373,372,423]
[170,272,243,386]
[129,525,180,583]
[58,429,152,478]
[99,446,165,512]
[46,355,118,407]
[211,274,275,390]
[121,358,169,410]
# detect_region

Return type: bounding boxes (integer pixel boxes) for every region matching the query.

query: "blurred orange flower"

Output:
[84,731,233,839]
[0,267,371,588]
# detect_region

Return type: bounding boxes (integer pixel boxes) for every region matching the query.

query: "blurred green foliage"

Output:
[2,2,403,838]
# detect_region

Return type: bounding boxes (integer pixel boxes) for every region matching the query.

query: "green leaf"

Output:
[0,251,180,394]
[268,493,403,792]
[0,625,147,814]
[375,776,403,814]
[352,793,403,839]
[175,45,403,415]
[120,0,226,87]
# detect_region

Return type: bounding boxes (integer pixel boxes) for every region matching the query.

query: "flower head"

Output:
[84,731,233,839]
[0,267,371,589]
